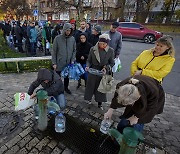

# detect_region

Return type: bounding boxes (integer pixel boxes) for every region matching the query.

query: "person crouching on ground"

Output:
[104,75,165,133]
[84,34,115,110]
[28,68,66,111]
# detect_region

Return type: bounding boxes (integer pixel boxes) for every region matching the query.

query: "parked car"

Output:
[117,22,163,43]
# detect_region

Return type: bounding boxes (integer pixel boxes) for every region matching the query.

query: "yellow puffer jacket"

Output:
[131,50,175,83]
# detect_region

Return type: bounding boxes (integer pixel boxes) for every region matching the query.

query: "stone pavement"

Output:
[0,72,180,154]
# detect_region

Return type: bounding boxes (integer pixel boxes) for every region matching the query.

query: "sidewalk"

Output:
[0,72,180,154]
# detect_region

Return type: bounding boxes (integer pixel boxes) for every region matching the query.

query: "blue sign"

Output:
[33,10,38,16]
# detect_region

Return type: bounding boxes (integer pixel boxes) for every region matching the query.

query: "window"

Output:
[120,23,140,29]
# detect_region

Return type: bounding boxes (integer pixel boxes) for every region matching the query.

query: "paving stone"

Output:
[5,135,22,148]
[26,137,39,151]
[48,140,57,149]
[17,134,33,148]
[0,102,5,108]
[29,148,39,154]
[0,145,8,154]
[39,146,52,154]
[36,137,50,151]
[17,148,28,154]
[4,145,20,154]
[84,118,92,124]
[51,147,63,154]
[19,127,32,138]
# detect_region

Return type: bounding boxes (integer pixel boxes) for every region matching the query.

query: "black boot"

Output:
[65,87,72,94]
[76,79,81,89]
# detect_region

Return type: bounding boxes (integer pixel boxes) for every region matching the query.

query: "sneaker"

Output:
[88,101,92,105]
[35,116,39,120]
[65,88,72,94]
[98,105,104,110]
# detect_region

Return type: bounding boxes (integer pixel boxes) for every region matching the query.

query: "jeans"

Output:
[117,118,144,133]
[30,42,36,55]
[54,94,66,110]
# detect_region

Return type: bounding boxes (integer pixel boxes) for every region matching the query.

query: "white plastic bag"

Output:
[46,42,50,49]
[14,93,35,111]
[112,57,122,73]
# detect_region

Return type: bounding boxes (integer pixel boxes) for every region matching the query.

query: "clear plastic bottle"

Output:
[55,113,66,133]
[100,117,112,134]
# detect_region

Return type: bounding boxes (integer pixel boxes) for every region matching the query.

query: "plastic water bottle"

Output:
[55,113,66,133]
[48,97,59,115]
[100,117,111,134]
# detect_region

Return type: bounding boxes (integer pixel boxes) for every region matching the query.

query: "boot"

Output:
[76,79,81,89]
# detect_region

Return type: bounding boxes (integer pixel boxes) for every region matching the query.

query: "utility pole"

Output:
[37,0,40,21]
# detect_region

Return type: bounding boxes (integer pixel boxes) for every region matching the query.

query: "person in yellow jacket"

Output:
[131,36,175,83]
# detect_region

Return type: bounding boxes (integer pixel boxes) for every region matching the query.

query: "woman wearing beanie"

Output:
[84,34,115,110]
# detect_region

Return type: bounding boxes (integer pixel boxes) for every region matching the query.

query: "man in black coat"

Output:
[14,21,24,53]
[28,68,66,110]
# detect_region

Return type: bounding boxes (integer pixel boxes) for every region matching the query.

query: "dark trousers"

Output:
[117,118,144,134]
[17,39,24,52]
[57,71,69,89]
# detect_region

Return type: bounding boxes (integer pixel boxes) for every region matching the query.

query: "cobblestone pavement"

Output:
[0,72,180,154]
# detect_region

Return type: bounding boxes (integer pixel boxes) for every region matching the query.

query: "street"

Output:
[114,35,180,97]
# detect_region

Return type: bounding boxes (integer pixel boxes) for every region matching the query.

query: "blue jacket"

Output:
[29,27,37,43]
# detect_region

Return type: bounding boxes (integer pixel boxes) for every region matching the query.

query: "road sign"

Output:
[33,10,38,16]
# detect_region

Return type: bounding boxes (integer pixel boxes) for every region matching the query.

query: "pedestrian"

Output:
[52,24,61,43]
[89,25,101,46]
[52,23,76,95]
[42,21,52,55]
[75,20,90,43]
[76,32,93,89]
[28,68,66,110]
[28,22,37,56]
[84,34,114,110]
[3,20,11,44]
[14,21,24,53]
[86,22,92,34]
[104,75,165,133]
[105,21,122,58]
[131,36,175,83]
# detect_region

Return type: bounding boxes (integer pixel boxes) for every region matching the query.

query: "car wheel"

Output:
[144,34,155,43]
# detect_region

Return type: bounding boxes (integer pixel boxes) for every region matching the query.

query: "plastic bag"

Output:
[14,93,35,110]
[46,42,50,49]
[112,57,122,73]
[61,63,85,80]
[98,75,114,93]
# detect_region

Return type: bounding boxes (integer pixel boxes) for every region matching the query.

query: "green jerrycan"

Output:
[108,127,144,154]
[36,90,48,131]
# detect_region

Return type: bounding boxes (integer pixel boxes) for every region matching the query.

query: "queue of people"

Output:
[25,19,176,136]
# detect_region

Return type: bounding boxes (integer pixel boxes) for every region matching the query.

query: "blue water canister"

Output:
[55,113,66,133]
[100,117,112,134]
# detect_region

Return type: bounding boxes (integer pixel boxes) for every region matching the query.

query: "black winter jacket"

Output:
[28,69,64,96]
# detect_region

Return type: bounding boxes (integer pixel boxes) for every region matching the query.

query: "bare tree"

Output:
[0,0,31,20]
[143,0,159,22]
[162,0,180,23]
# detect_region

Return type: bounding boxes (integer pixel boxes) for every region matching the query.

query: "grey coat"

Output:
[52,23,76,72]
[84,43,115,102]
[105,31,122,56]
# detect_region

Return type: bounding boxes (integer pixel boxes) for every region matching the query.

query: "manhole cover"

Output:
[0,110,23,139]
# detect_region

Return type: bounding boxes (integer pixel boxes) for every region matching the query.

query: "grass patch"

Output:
[0,30,51,73]
[146,25,180,33]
